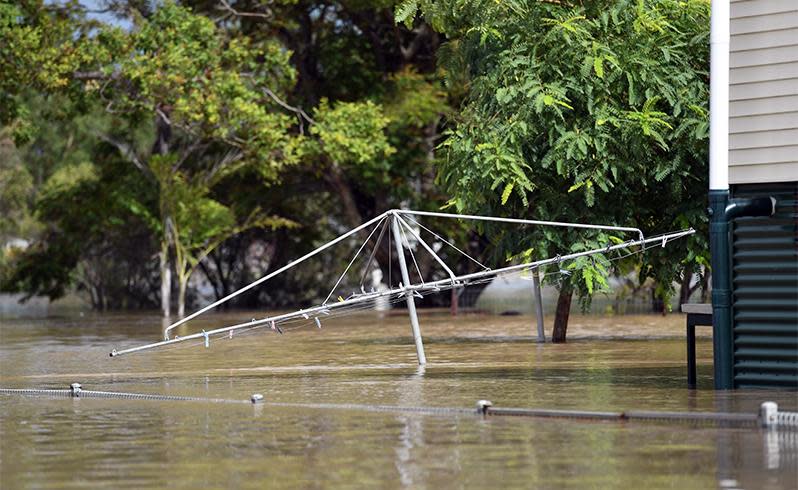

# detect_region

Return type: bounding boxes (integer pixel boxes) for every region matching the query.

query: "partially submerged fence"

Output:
[2,383,796,431]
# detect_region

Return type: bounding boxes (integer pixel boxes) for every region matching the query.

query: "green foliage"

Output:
[409,0,711,303]
[382,69,449,129]
[2,142,160,306]
[309,98,395,165]
[150,154,296,271]
[0,95,117,295]
[99,1,301,177]
[1,1,88,134]
[0,131,36,241]
[395,0,419,28]
[369,68,451,198]
[41,161,98,195]
[1,0,454,310]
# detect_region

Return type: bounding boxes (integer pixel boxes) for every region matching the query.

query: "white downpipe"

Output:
[710,0,730,191]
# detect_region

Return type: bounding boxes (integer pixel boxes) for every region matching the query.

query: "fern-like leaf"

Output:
[394,0,419,28]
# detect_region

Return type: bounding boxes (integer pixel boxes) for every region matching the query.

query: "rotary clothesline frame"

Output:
[109,209,695,362]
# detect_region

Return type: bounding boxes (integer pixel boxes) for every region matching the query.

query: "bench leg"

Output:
[687,320,697,389]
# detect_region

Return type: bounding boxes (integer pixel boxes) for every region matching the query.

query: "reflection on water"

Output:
[1,311,797,489]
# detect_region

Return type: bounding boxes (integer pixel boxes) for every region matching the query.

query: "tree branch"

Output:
[205,150,244,186]
[262,88,315,134]
[155,107,172,127]
[95,132,153,180]
[399,23,431,61]
[174,140,207,172]
[217,0,273,20]
[74,70,120,81]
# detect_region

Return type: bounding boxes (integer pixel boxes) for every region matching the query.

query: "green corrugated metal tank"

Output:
[732,182,798,389]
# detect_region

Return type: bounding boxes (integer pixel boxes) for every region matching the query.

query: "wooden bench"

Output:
[681,303,713,389]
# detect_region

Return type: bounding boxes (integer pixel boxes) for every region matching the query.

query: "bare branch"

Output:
[95,132,153,181]
[73,70,120,81]
[399,23,432,61]
[174,141,208,172]
[262,87,315,134]
[155,107,172,127]
[217,0,273,20]
[205,150,244,186]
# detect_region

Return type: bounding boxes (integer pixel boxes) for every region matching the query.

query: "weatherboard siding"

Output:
[729,0,798,184]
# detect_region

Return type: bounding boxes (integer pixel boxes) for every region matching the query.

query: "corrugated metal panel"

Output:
[732,182,798,389]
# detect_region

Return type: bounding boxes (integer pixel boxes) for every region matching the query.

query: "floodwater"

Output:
[1,310,796,489]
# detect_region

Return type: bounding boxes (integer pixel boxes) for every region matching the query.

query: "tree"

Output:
[400,0,711,340]
[2,129,162,309]
[2,1,405,314]
[181,0,460,298]
[144,154,298,316]
[0,128,36,244]
[81,1,306,316]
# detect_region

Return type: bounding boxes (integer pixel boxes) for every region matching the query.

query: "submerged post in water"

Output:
[390,211,427,365]
[532,269,545,343]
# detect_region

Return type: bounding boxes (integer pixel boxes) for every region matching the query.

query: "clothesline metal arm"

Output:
[163,210,392,339]
[394,212,458,283]
[397,210,645,241]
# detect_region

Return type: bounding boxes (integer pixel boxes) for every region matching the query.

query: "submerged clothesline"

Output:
[114,232,691,358]
[109,208,694,358]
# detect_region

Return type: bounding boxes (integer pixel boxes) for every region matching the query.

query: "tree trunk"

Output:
[700,270,710,303]
[213,244,236,307]
[88,284,98,310]
[450,287,459,316]
[679,264,693,307]
[152,106,172,155]
[154,107,173,318]
[199,260,222,302]
[650,285,665,314]
[551,283,573,343]
[324,162,363,231]
[159,246,171,318]
[323,161,398,287]
[177,274,187,318]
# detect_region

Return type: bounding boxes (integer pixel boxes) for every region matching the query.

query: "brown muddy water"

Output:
[1,310,796,489]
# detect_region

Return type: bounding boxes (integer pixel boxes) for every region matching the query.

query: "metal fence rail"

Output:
[2,385,795,430]
[0,385,249,404]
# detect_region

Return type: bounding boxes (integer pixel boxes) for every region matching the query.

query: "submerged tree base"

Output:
[552,285,573,343]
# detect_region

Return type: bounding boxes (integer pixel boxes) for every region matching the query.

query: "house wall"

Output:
[730,182,798,389]
[729,0,798,184]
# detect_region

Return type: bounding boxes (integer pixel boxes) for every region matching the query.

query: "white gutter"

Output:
[709,0,730,191]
